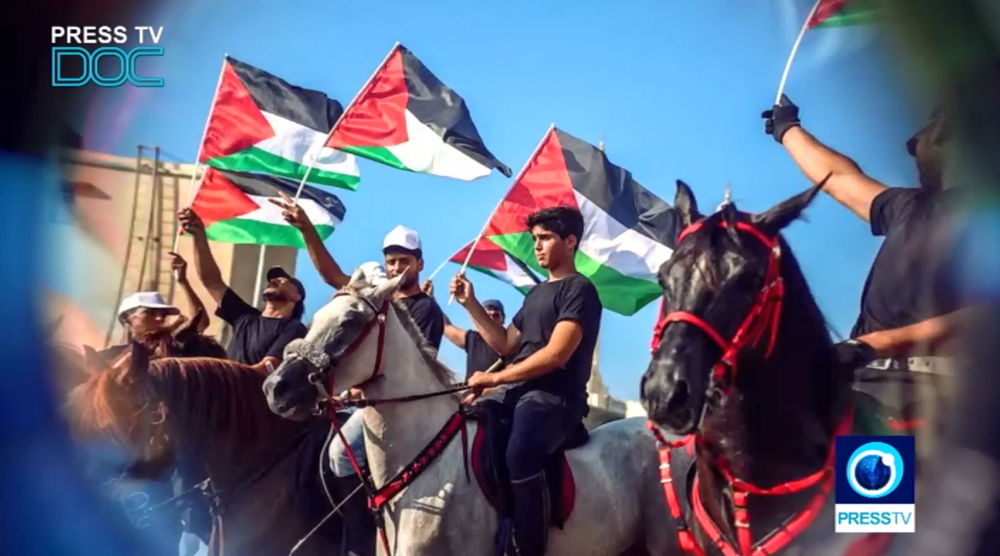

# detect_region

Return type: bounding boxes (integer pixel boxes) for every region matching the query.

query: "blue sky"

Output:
[79,0,929,400]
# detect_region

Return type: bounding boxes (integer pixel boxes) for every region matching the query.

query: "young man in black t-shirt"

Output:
[178,209,308,372]
[451,206,602,556]
[443,298,507,380]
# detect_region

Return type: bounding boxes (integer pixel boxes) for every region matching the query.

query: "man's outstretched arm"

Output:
[766,96,888,222]
[270,192,350,289]
[177,208,228,303]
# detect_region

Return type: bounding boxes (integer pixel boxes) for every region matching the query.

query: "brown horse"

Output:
[66,343,356,556]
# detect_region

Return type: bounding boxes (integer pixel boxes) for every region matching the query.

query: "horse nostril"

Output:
[665,379,690,415]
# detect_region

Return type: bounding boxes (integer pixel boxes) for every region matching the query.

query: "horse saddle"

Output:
[468,400,588,529]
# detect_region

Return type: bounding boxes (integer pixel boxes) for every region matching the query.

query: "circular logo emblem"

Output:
[846,442,904,498]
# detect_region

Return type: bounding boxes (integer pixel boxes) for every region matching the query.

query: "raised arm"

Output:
[169,251,209,333]
[765,96,888,222]
[450,273,520,356]
[441,313,468,349]
[177,208,228,302]
[270,192,349,288]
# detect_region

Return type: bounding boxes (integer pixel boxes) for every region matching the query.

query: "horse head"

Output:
[264,268,406,420]
[641,179,826,436]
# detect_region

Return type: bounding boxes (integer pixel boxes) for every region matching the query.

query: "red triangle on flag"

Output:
[199,60,276,163]
[190,168,260,226]
[328,47,409,149]
[484,127,578,238]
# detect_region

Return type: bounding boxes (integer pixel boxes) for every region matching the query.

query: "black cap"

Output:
[482,299,505,315]
[266,266,306,302]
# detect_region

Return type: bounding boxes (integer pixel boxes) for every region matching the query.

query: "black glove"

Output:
[833,339,878,372]
[762,94,801,144]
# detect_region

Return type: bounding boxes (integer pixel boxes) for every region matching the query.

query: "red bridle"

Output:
[306,290,389,401]
[646,218,870,556]
[650,219,785,396]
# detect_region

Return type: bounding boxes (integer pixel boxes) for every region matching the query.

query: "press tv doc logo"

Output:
[835,436,915,533]
[51,26,164,87]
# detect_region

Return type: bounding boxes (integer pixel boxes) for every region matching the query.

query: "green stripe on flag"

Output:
[814,1,879,28]
[490,232,662,316]
[207,147,361,191]
[206,219,335,248]
[338,145,408,172]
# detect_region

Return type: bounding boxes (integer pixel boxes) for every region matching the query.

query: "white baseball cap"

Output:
[358,261,388,286]
[382,225,422,254]
[117,292,179,323]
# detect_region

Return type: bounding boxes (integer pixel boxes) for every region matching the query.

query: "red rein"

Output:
[647,218,854,556]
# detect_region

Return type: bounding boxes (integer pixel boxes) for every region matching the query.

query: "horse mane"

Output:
[388,299,458,389]
[71,357,302,452]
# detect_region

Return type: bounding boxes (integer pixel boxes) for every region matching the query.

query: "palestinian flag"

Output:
[807,0,878,28]
[199,56,360,190]
[190,168,346,248]
[327,44,511,181]
[450,237,541,295]
[483,127,680,316]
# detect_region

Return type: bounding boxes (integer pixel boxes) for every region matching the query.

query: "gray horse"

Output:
[263,269,676,556]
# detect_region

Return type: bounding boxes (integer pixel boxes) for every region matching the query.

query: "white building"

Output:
[584,338,646,429]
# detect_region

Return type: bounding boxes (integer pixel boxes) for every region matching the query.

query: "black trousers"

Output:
[500,387,580,556]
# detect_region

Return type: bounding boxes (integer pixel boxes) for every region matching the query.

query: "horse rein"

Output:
[279,287,473,556]
[650,219,785,404]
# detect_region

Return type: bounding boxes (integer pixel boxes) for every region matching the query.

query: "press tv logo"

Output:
[51,26,164,87]
[835,436,915,533]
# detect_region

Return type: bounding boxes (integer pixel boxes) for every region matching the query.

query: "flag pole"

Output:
[448,123,555,305]
[172,54,228,253]
[292,41,401,202]
[774,0,824,105]
[425,235,483,284]
[252,244,267,308]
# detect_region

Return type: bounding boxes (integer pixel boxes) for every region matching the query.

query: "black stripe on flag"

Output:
[399,46,512,177]
[218,169,347,222]
[556,128,680,249]
[227,56,344,134]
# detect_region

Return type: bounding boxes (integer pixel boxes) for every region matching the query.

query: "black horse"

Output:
[641,180,894,555]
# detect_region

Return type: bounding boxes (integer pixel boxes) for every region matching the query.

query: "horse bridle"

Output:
[299,289,390,410]
[650,218,785,404]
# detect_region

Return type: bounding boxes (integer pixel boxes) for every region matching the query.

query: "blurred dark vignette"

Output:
[0,0,998,555]
[0,1,176,555]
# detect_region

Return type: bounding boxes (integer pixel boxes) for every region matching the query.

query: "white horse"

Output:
[263,270,676,556]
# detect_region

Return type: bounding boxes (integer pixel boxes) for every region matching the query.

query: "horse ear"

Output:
[675,180,702,228]
[348,267,367,288]
[83,345,102,372]
[751,175,827,236]
[372,272,406,304]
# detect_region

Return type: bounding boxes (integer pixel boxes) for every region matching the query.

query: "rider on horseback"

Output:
[97,253,210,365]
[450,206,602,556]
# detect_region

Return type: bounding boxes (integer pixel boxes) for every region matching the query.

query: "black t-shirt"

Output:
[216,288,308,366]
[398,292,444,352]
[464,330,505,380]
[511,274,602,414]
[851,187,959,339]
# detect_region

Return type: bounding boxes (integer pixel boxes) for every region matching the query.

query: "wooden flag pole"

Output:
[447,123,555,306]
[172,54,228,253]
[774,0,824,105]
[292,41,401,202]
